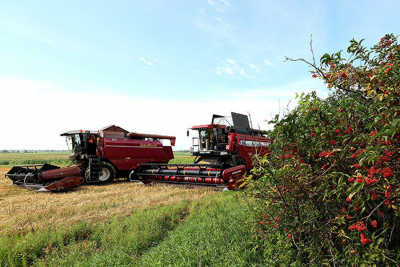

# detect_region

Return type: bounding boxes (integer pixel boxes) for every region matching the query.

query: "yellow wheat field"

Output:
[0,167,217,235]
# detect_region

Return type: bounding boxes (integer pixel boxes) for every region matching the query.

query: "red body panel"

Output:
[221,165,246,180]
[102,137,174,171]
[163,146,174,160]
[38,166,82,180]
[233,133,271,168]
[44,176,85,191]
[127,132,176,146]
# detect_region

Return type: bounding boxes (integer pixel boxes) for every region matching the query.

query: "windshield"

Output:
[66,136,74,154]
[198,128,225,151]
[65,134,83,155]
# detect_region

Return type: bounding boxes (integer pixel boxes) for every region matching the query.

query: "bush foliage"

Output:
[247,34,400,266]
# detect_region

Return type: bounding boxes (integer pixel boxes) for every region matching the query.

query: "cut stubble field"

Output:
[0,151,198,236]
[0,166,216,236]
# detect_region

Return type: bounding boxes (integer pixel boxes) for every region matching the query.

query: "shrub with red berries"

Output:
[248,34,400,266]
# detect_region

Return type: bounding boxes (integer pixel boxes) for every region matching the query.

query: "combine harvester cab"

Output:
[136,112,271,190]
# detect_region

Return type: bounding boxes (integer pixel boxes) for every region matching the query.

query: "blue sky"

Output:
[1,0,400,150]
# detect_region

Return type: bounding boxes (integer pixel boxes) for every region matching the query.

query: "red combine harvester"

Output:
[5,113,270,191]
[135,112,271,190]
[6,125,176,191]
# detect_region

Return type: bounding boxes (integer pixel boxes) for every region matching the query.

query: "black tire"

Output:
[85,161,116,184]
[98,162,116,183]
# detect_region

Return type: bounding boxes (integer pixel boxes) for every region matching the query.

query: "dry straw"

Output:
[0,167,217,235]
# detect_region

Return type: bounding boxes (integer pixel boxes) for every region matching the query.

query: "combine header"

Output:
[5,112,270,191]
[135,112,271,189]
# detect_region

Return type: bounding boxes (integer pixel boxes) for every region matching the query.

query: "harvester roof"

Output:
[99,125,129,133]
[60,130,98,136]
[60,125,129,136]
[191,124,226,129]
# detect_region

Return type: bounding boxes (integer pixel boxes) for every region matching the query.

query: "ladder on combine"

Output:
[88,156,101,182]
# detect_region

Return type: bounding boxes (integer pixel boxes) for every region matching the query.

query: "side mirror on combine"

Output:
[187,130,189,137]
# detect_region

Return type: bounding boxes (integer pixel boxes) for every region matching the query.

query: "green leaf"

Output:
[349,191,357,199]
[320,53,331,65]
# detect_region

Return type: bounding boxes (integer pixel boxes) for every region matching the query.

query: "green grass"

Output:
[0,152,69,158]
[0,158,71,166]
[172,151,191,157]
[168,157,194,164]
[141,193,261,266]
[0,201,191,266]
[0,193,301,266]
[170,151,194,164]
[141,193,301,266]
[0,152,70,166]
[0,151,194,166]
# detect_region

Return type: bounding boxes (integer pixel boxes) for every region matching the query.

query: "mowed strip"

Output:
[0,167,217,236]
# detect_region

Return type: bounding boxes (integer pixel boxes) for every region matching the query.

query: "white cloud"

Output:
[250,64,260,73]
[206,0,229,12]
[215,66,236,77]
[215,59,251,78]
[221,67,234,76]
[207,0,216,6]
[194,14,235,42]
[220,0,229,6]
[193,70,205,75]
[264,59,275,66]
[140,57,154,66]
